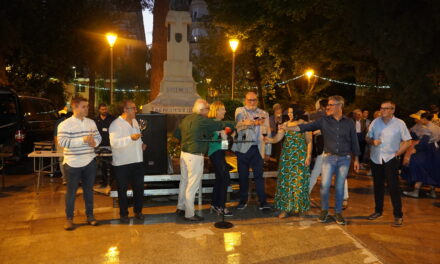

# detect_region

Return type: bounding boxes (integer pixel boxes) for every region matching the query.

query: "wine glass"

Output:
[261,126,268,138]
[139,119,147,132]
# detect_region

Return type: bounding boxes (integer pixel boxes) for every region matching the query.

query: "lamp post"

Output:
[305,69,314,92]
[72,66,77,79]
[106,33,117,104]
[229,39,239,100]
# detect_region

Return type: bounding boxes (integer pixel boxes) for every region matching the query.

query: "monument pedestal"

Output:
[143,10,200,126]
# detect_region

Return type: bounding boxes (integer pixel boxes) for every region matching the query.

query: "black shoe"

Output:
[222,208,233,217]
[392,217,403,227]
[237,201,247,210]
[317,210,329,223]
[134,213,144,220]
[120,216,130,224]
[367,212,382,220]
[258,202,272,210]
[334,213,346,225]
[87,216,98,226]
[184,215,204,222]
[176,209,185,216]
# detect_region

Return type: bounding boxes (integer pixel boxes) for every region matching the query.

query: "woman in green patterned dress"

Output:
[265,106,312,218]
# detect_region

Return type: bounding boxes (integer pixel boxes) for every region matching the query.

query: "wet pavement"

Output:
[0,168,438,264]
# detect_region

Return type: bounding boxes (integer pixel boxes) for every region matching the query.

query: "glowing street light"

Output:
[229,39,239,100]
[106,32,118,104]
[305,69,316,92]
[305,69,314,79]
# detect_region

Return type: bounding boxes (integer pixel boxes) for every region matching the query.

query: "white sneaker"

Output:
[403,190,419,198]
[427,189,437,199]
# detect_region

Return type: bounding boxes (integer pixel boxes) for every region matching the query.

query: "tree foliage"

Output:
[202,0,440,112]
[0,0,151,109]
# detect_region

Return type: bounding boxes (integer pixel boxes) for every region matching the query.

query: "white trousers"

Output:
[177,151,204,218]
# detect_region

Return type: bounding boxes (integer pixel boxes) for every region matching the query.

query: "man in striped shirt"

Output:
[57,97,102,231]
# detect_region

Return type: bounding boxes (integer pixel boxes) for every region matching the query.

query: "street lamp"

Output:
[305,69,315,92]
[106,32,117,104]
[305,69,314,79]
[229,39,239,100]
[72,66,77,79]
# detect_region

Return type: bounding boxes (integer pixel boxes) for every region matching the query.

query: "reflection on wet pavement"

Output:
[0,172,438,263]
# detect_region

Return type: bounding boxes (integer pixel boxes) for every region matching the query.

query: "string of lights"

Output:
[75,83,149,92]
[313,75,391,89]
[265,74,305,88]
[242,73,390,90]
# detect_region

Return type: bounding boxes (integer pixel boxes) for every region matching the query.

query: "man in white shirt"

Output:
[110,100,147,223]
[366,100,411,227]
[57,97,102,231]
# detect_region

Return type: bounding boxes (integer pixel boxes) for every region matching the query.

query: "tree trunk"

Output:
[252,56,265,109]
[0,55,8,85]
[150,0,169,101]
[88,64,96,117]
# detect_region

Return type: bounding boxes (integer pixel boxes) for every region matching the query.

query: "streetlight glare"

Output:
[228,38,239,100]
[305,69,314,79]
[229,39,239,52]
[106,33,118,47]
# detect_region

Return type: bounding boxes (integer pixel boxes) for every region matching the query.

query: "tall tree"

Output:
[150,0,169,101]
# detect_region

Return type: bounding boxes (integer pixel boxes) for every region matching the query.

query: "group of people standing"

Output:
[57,92,438,230]
[402,106,440,198]
[176,92,428,228]
[57,97,146,230]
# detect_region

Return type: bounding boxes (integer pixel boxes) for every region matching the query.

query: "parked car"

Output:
[0,87,59,162]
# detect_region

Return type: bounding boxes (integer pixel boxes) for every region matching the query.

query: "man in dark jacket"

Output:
[95,103,115,188]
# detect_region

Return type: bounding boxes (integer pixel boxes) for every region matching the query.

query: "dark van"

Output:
[0,87,59,162]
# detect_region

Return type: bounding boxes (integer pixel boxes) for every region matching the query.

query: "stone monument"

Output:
[143,0,200,116]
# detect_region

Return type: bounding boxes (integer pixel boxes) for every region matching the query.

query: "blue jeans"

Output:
[320,154,351,213]
[64,160,97,219]
[309,154,323,194]
[309,153,349,199]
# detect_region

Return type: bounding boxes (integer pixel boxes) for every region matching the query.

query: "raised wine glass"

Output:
[261,126,268,138]
[138,119,147,132]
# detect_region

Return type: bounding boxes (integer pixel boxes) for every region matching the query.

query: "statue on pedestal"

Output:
[169,0,190,11]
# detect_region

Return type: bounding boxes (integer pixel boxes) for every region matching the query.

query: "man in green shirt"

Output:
[174,99,235,221]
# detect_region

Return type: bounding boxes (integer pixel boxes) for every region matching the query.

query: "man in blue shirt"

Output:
[232,92,272,210]
[366,100,411,227]
[287,95,360,225]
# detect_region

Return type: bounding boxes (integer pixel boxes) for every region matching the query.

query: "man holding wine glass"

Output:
[109,100,147,223]
[232,91,272,210]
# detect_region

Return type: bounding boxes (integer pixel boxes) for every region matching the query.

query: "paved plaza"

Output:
[0,169,438,264]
